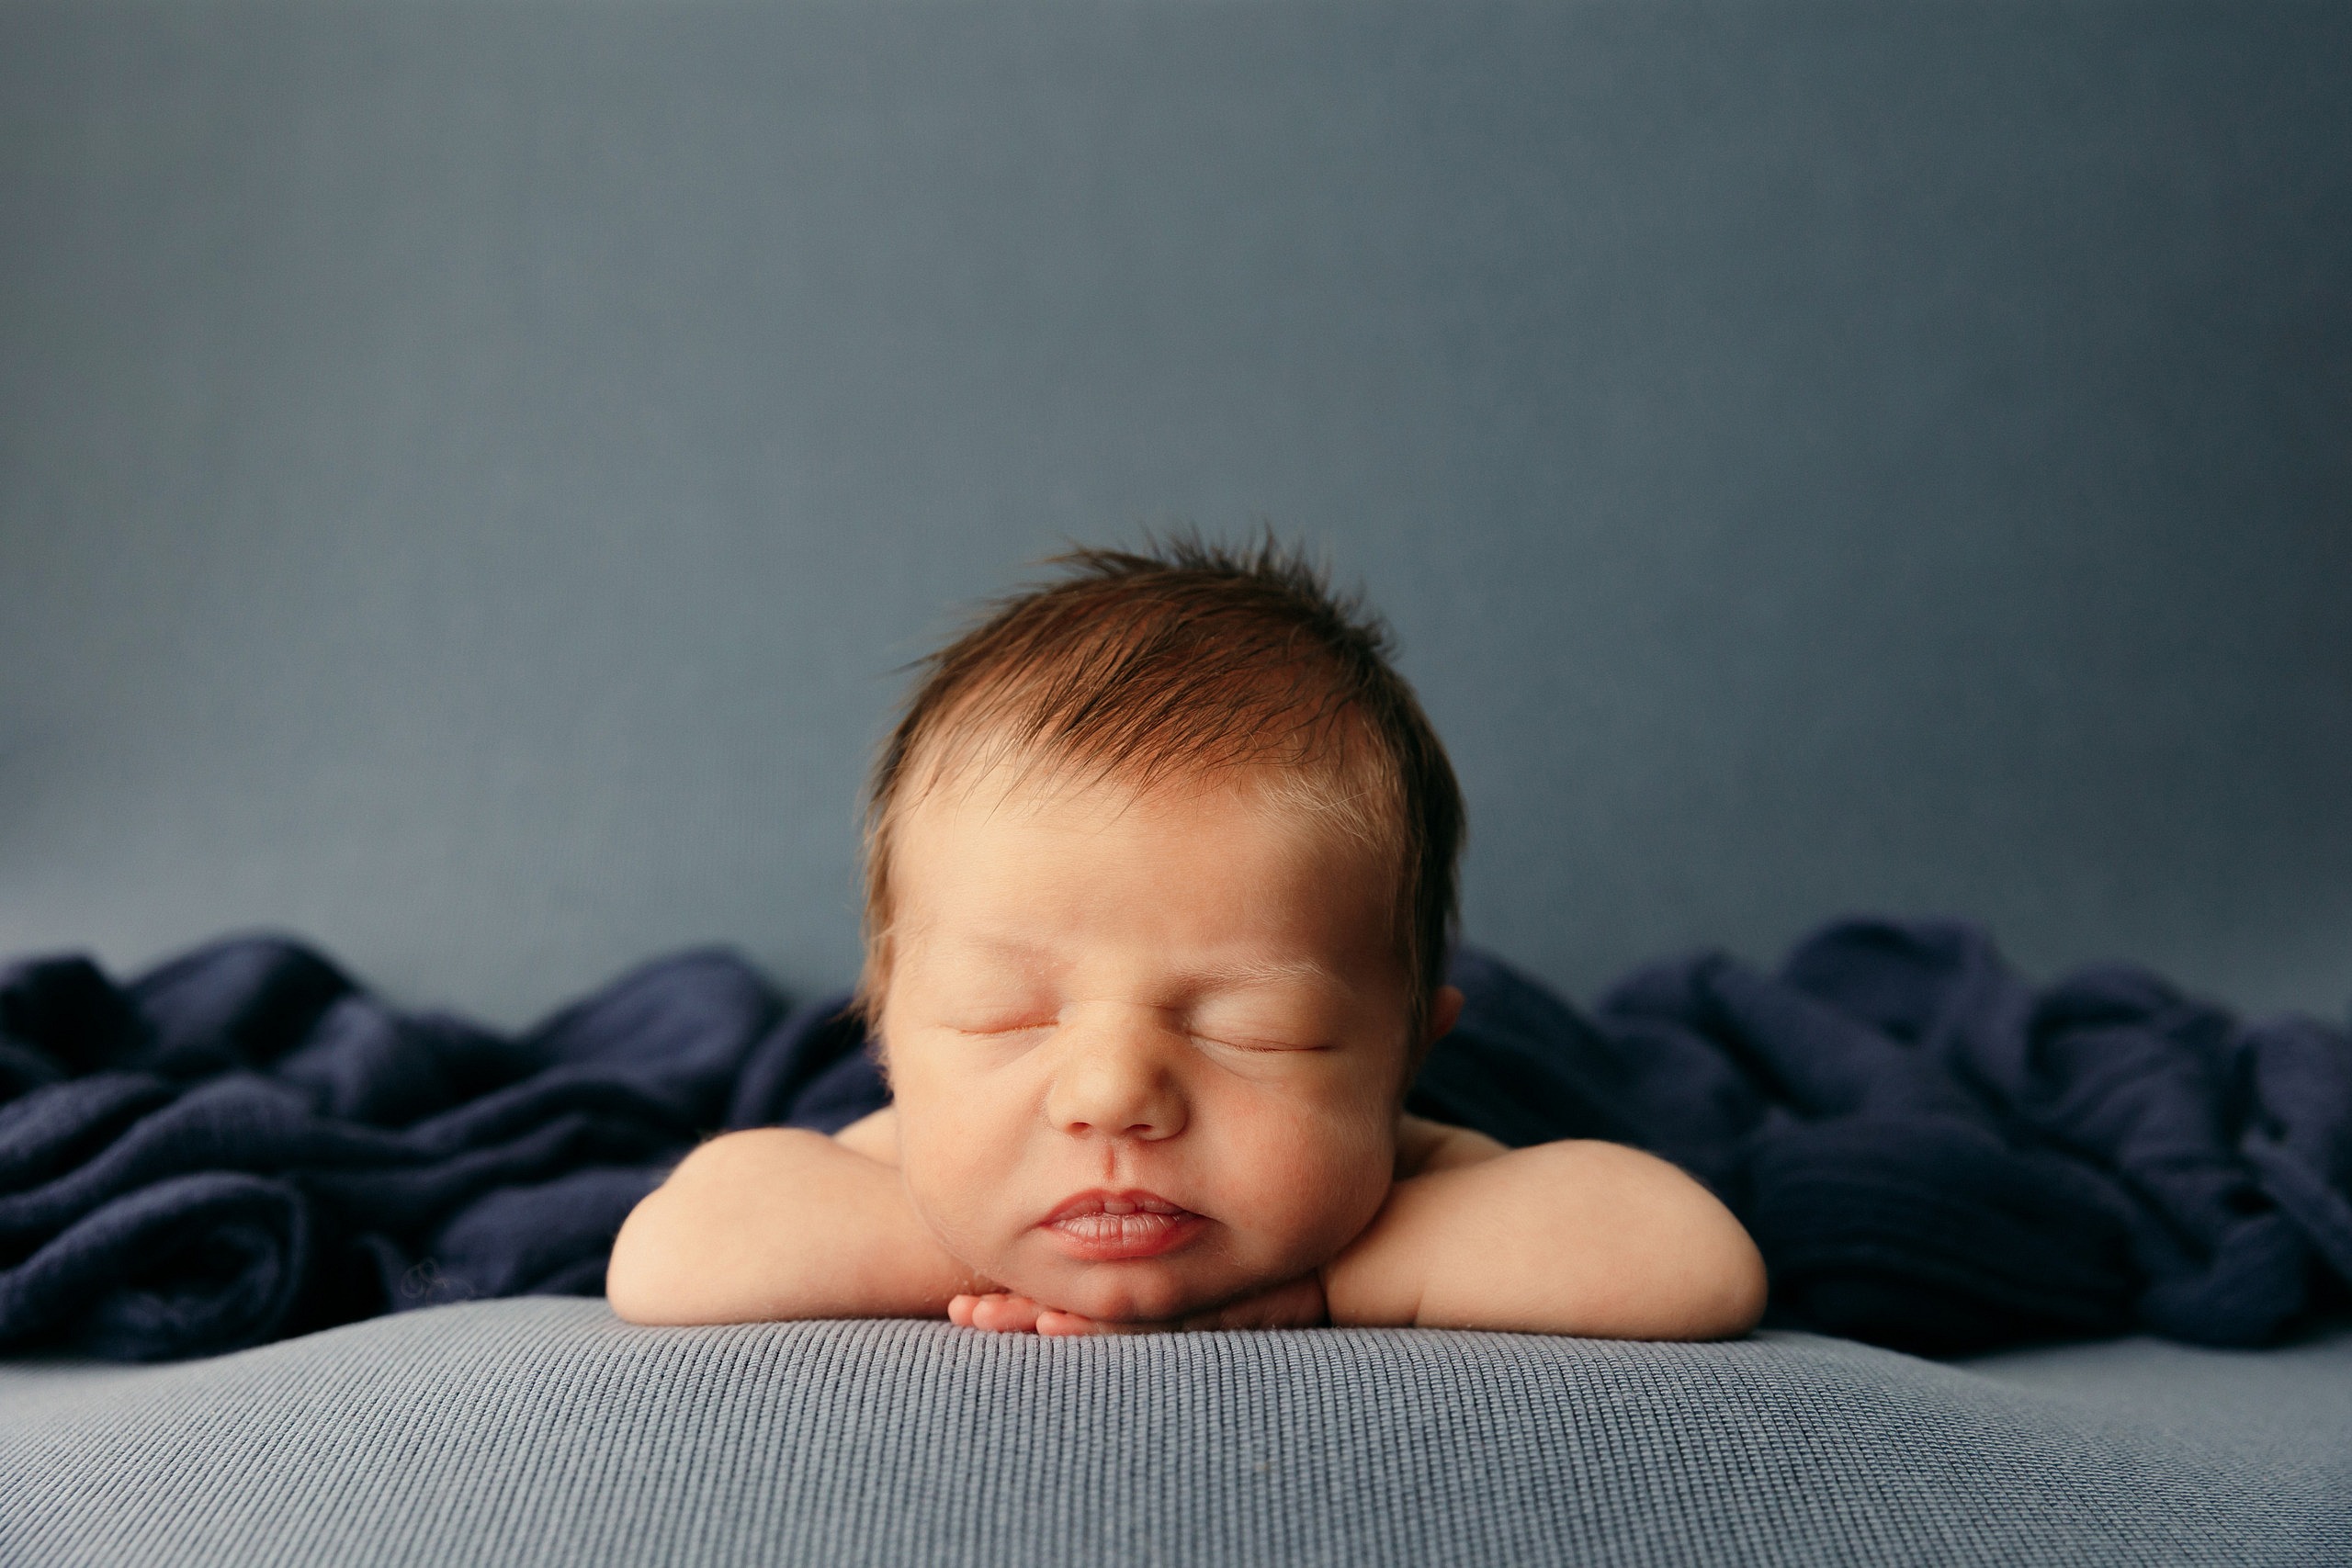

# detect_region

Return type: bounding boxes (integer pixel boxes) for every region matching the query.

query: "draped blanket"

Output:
[1,919,2346,1360]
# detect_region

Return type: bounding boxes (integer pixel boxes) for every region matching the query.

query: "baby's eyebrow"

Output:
[928,931,1057,967]
[1184,958,1351,997]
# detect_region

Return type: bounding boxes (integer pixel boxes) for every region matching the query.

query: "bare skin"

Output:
[608,763,1766,1339]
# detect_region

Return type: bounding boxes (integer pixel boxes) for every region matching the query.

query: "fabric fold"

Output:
[0,1171,310,1359]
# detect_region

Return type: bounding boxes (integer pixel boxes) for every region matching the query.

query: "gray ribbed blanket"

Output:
[4,1299,2346,1566]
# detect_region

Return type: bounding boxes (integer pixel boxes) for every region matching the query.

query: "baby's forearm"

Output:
[606,1128,984,1325]
[1320,1141,1766,1339]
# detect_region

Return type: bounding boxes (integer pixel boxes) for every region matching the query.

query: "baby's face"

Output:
[876,761,1416,1323]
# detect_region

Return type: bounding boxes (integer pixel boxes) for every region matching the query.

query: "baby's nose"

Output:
[1045,1014,1189,1142]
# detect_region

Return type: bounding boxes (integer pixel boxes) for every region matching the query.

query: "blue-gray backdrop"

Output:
[2,0,2346,1027]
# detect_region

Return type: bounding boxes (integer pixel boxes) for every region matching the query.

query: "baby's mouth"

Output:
[1040,1190,1204,1261]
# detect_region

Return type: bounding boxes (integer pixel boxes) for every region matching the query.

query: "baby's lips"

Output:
[1036,1189,1208,1261]
[1039,1188,1197,1224]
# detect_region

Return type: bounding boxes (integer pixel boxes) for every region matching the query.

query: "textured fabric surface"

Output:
[2,1301,2347,1568]
[1962,1320,2352,1452]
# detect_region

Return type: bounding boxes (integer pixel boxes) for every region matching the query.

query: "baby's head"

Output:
[860,536,1464,1323]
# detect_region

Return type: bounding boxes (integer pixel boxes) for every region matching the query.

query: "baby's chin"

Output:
[993,1221,1331,1324]
[944,1179,1393,1324]
[1014,1258,1254,1325]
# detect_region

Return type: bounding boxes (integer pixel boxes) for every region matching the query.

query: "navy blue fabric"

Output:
[1413,922,2352,1354]
[2,919,2347,1360]
[0,942,871,1359]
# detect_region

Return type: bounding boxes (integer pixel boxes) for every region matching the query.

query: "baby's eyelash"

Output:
[1191,1032,1327,1054]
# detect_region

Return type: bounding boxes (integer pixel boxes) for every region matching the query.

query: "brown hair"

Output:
[857,532,1465,1043]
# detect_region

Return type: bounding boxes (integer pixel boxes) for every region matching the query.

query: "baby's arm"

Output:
[605,1113,983,1325]
[1319,1121,1767,1338]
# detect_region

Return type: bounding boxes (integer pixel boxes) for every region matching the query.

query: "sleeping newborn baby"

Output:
[608,538,1765,1337]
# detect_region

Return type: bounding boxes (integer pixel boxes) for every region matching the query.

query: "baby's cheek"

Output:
[891,1100,1012,1258]
[1220,1095,1396,1262]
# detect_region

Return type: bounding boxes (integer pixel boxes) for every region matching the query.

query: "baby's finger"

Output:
[969,1292,1047,1333]
[948,1292,1023,1331]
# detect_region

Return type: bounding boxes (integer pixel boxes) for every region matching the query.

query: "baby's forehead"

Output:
[894,760,1401,913]
[888,757,1408,958]
[901,735,1391,843]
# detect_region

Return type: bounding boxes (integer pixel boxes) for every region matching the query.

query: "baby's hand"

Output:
[947,1291,1126,1336]
[947,1292,1059,1334]
[948,1275,1328,1337]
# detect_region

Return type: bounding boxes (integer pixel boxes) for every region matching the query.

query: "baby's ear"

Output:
[1398,986,1464,1097]
[1425,985,1464,1047]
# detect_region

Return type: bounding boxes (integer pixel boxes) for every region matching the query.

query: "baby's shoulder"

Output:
[832,1106,900,1165]
[1395,1114,1509,1178]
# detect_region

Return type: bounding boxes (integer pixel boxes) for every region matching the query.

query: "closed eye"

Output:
[1191,1032,1332,1055]
[950,1019,1056,1037]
